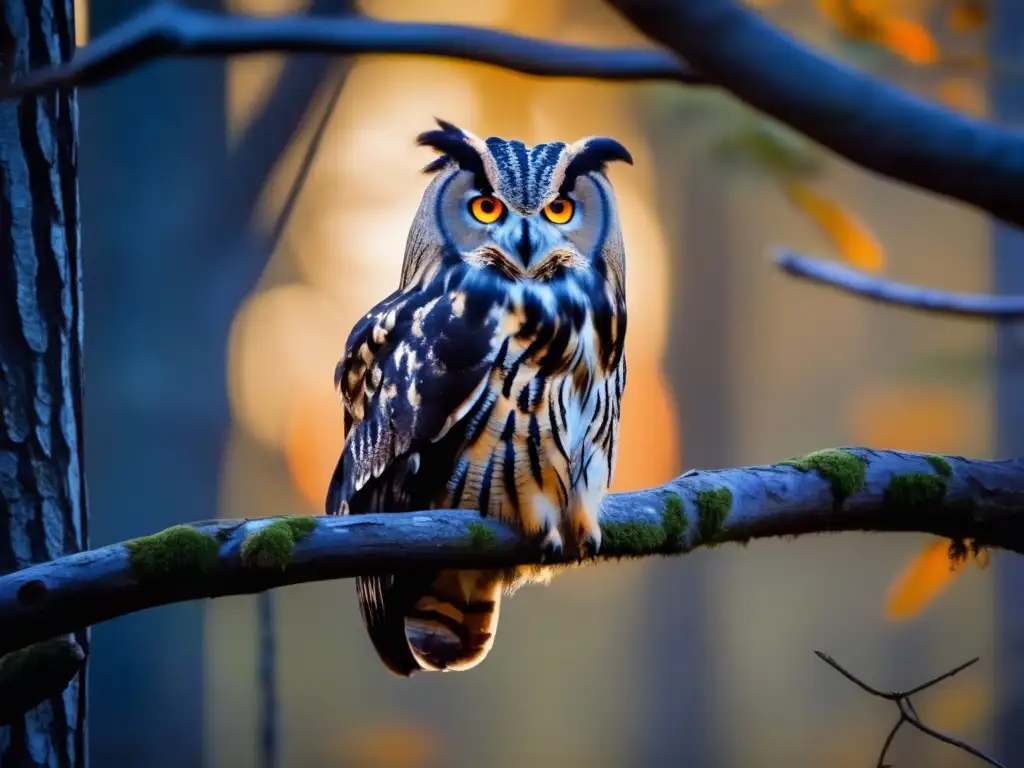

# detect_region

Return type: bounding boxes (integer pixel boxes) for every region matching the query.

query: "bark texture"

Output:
[0,0,87,766]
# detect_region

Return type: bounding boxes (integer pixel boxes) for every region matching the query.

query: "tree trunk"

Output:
[0,1,87,766]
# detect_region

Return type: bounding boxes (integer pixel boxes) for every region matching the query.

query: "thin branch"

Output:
[0,1,704,102]
[877,717,904,768]
[813,651,891,698]
[898,699,1003,767]
[257,592,277,768]
[902,657,979,697]
[816,650,1003,767]
[0,448,1022,658]
[774,249,1024,319]
[608,0,1024,229]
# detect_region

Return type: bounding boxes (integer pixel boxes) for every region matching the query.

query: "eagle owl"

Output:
[325,119,630,676]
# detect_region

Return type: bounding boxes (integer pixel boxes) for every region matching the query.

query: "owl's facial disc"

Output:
[461,190,585,278]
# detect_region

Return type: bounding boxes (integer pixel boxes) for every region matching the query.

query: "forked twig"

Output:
[814,651,1002,768]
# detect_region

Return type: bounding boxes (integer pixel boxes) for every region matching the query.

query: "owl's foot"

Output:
[539,526,564,559]
[522,493,563,559]
[568,494,603,558]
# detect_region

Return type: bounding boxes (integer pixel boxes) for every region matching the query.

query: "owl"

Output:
[325,119,631,676]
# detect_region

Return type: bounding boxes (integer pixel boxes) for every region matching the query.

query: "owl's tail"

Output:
[356,569,502,676]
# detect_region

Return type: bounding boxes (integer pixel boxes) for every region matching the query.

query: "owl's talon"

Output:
[583,529,602,557]
[539,527,564,560]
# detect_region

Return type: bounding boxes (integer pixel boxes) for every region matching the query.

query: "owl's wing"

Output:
[326,281,500,516]
[325,280,504,676]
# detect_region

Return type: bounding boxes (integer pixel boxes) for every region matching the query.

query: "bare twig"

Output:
[608,0,1024,229]
[815,651,1002,767]
[0,1,704,102]
[0,448,1021,658]
[774,249,1024,319]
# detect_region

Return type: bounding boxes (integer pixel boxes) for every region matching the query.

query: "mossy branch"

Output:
[0,1,704,103]
[0,448,1023,657]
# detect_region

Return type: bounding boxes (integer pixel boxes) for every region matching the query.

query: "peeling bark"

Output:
[0,0,87,765]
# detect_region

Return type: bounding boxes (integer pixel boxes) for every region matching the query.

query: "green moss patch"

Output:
[601,492,691,556]
[127,525,220,581]
[925,455,953,479]
[885,473,947,512]
[662,493,688,544]
[281,516,316,542]
[467,521,499,550]
[240,516,317,570]
[601,520,667,554]
[694,487,732,545]
[782,449,866,501]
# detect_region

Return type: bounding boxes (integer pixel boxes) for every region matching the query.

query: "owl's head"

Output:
[399,119,632,291]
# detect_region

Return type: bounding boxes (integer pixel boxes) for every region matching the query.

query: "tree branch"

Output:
[0,448,1021,657]
[608,0,1024,229]
[0,1,704,103]
[774,249,1024,319]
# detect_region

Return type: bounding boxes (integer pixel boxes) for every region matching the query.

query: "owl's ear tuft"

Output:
[416,118,490,191]
[561,137,633,192]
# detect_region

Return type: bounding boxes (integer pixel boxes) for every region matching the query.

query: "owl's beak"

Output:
[491,214,546,271]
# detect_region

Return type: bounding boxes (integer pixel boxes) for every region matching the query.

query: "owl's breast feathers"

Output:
[326,265,626,550]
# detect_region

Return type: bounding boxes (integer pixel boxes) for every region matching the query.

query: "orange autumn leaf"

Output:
[885,537,990,620]
[878,16,940,64]
[783,179,885,272]
[886,539,966,620]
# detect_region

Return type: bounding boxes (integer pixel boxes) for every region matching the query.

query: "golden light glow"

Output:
[226,283,347,451]
[74,0,88,45]
[284,382,346,510]
[339,721,438,767]
[610,367,680,492]
[844,387,980,453]
[226,0,311,143]
[359,0,512,25]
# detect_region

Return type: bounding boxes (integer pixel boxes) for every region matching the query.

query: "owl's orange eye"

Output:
[469,195,504,224]
[542,198,575,225]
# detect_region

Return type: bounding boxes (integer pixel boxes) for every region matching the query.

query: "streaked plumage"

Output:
[326,119,631,676]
